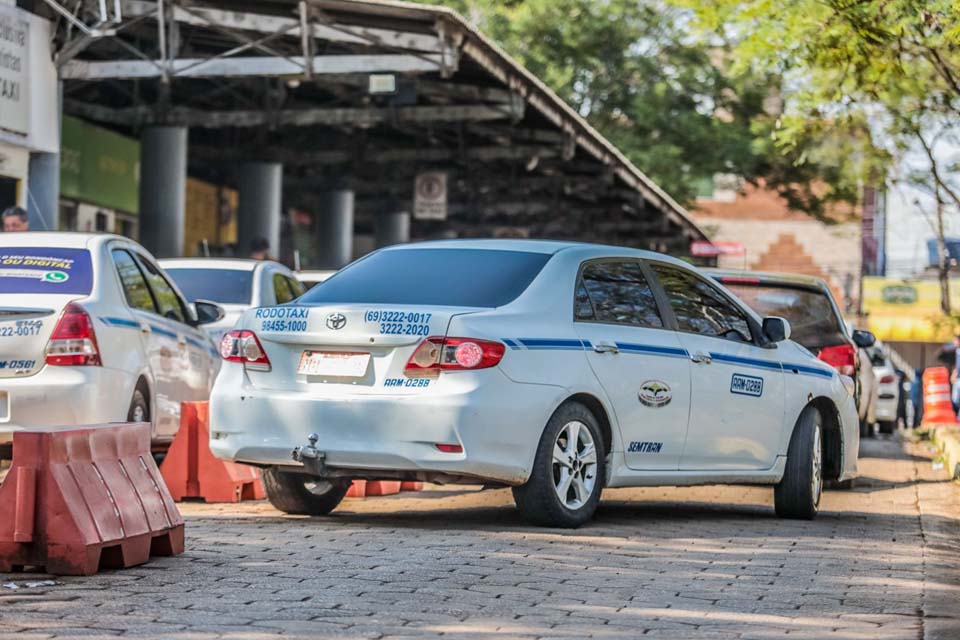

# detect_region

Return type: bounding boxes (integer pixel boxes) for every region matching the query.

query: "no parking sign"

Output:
[414,172,447,220]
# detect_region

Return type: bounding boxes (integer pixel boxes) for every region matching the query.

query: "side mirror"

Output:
[194,299,225,325]
[762,316,791,343]
[851,329,876,349]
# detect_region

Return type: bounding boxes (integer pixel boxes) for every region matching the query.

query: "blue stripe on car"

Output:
[708,352,783,371]
[518,338,588,350]
[150,325,179,339]
[616,342,689,358]
[101,316,139,329]
[784,363,835,379]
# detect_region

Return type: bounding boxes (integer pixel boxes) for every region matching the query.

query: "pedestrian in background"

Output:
[249,237,271,261]
[2,206,29,232]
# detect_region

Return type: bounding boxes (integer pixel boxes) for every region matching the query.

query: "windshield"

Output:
[301,248,552,307]
[0,247,93,295]
[723,283,846,350]
[165,268,253,305]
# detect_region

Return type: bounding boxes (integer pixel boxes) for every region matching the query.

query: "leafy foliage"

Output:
[417,0,882,218]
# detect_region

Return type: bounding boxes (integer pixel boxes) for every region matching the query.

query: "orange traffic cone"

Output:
[921,367,958,425]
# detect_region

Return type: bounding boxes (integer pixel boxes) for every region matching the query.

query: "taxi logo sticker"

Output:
[638,380,672,408]
[730,373,763,397]
[326,312,347,330]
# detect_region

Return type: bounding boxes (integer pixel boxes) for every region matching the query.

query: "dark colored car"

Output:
[707,270,877,437]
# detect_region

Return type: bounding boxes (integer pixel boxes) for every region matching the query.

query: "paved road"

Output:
[1,435,959,639]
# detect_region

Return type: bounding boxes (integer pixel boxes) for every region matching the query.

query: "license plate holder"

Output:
[297,351,370,378]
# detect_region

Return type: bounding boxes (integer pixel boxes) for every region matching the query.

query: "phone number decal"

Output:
[364,310,432,324]
[260,319,307,332]
[0,320,43,337]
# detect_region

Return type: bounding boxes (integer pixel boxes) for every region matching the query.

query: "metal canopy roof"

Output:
[32,0,708,249]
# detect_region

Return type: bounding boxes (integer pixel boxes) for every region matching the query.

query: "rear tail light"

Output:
[220,330,271,371]
[45,303,101,366]
[435,443,464,453]
[818,344,856,377]
[405,337,505,377]
[879,374,896,384]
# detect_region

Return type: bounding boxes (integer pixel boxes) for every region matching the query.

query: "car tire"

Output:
[774,406,823,520]
[512,401,605,528]
[127,389,149,424]
[826,478,855,491]
[859,419,874,439]
[878,420,896,435]
[262,467,349,516]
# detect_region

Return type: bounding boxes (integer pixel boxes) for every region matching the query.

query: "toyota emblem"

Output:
[326,313,347,330]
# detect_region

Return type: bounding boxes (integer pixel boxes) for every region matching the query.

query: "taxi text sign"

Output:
[0,5,30,136]
[414,172,447,220]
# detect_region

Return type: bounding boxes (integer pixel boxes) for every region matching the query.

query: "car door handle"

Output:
[690,352,712,364]
[140,324,151,335]
[593,343,619,354]
[178,336,188,348]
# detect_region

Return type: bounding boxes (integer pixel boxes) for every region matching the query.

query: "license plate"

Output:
[297,351,370,378]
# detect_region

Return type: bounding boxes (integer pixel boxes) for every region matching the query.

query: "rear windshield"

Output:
[722,283,846,349]
[165,268,253,305]
[0,247,93,295]
[301,248,552,307]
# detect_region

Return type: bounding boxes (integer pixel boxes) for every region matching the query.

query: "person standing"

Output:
[2,206,29,232]
[249,237,272,261]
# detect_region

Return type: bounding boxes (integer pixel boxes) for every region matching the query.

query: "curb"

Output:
[924,424,960,481]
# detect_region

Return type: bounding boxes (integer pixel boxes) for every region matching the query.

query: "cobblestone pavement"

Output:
[1,434,959,639]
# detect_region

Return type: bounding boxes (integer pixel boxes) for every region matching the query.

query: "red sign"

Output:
[690,241,746,257]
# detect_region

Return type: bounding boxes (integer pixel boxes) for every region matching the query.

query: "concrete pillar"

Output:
[237,162,283,258]
[139,126,187,257]
[315,189,354,269]
[26,152,59,231]
[375,210,410,248]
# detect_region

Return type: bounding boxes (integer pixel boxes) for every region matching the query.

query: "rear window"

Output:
[165,268,253,305]
[0,248,93,295]
[722,282,845,349]
[301,248,552,307]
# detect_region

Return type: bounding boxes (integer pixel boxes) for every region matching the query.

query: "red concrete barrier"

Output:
[161,402,265,503]
[344,480,403,498]
[0,423,184,576]
[345,479,367,498]
[922,367,958,425]
[400,481,423,491]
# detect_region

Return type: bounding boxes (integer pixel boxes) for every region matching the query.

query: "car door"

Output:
[649,263,785,471]
[573,259,692,470]
[132,253,212,406]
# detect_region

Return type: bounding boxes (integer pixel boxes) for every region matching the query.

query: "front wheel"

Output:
[775,406,823,520]
[262,467,349,516]
[512,401,605,528]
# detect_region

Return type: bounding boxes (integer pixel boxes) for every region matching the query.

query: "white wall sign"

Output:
[0,5,29,136]
[414,172,447,220]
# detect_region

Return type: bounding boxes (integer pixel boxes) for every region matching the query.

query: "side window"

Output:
[273,273,295,304]
[135,254,187,323]
[286,276,305,299]
[111,249,156,313]
[576,261,663,328]
[652,265,753,342]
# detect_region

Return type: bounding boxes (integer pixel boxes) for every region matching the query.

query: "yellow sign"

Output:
[184,179,238,256]
[862,277,960,341]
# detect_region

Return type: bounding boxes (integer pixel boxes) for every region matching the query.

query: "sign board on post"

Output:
[413,172,447,220]
[0,5,29,136]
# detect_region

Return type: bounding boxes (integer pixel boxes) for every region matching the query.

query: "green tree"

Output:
[677,0,959,309]
[418,0,880,218]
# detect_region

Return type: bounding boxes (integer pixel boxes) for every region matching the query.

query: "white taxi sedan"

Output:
[0,233,223,458]
[210,240,858,527]
[160,258,304,345]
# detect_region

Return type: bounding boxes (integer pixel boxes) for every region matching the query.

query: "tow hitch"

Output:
[292,433,327,475]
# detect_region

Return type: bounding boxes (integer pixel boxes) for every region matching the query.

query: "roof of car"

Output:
[0,232,125,249]
[159,257,277,271]
[704,268,832,292]
[383,239,688,264]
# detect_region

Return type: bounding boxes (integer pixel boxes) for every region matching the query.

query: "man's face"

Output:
[3,216,28,232]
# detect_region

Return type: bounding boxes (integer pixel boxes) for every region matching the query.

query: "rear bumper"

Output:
[875,394,898,421]
[209,363,563,485]
[0,366,134,444]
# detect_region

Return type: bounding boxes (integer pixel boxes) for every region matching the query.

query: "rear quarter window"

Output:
[0,248,93,295]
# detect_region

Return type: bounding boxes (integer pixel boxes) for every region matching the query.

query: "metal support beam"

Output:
[122,0,447,53]
[191,144,556,166]
[65,100,523,128]
[60,54,443,79]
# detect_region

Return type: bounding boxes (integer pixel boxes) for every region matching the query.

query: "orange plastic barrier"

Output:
[345,480,402,498]
[922,367,958,425]
[160,402,265,503]
[0,423,184,575]
[400,481,423,491]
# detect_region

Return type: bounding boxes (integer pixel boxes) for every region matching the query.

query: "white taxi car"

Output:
[210,240,858,527]
[0,233,223,458]
[160,258,304,345]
